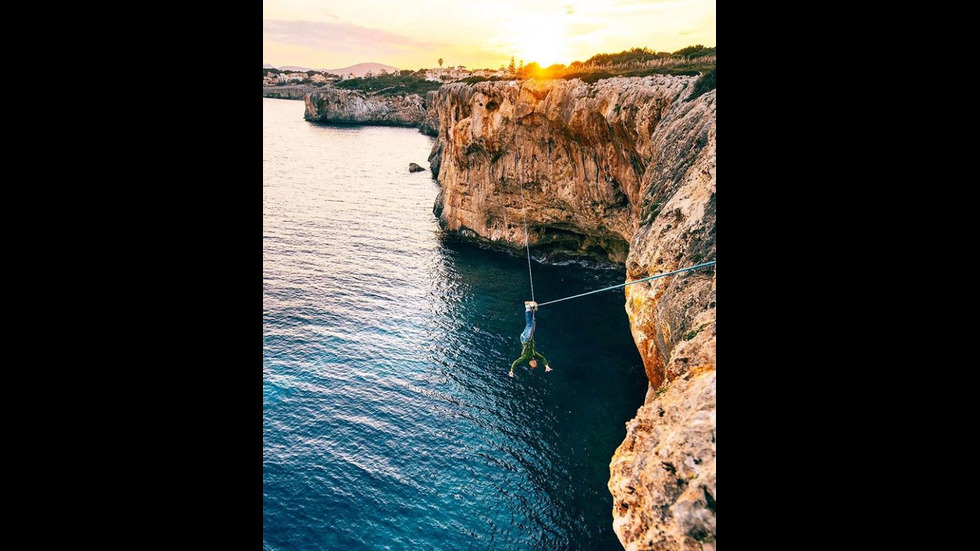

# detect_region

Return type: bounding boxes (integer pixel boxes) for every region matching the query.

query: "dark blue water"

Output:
[263,97,647,550]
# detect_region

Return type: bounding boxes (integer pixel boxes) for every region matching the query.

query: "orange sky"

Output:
[263,0,716,70]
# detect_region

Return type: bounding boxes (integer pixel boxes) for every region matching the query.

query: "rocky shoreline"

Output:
[262,85,319,100]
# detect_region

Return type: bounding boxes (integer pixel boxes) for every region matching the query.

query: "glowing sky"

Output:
[263,0,715,70]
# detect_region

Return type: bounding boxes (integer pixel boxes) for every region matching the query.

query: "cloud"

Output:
[263,19,439,52]
[263,19,465,68]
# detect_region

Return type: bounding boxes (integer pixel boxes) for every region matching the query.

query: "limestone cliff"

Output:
[263,85,318,100]
[304,87,427,127]
[609,368,716,550]
[428,76,716,549]
[419,90,440,137]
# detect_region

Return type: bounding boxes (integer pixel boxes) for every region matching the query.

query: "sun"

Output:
[512,19,568,67]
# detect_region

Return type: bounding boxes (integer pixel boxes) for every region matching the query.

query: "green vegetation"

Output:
[671,45,716,59]
[648,200,662,218]
[688,68,716,100]
[586,47,672,66]
[517,61,541,78]
[459,75,506,84]
[682,322,714,341]
[585,45,716,66]
[558,66,694,83]
[263,67,342,86]
[334,72,442,96]
[515,44,714,85]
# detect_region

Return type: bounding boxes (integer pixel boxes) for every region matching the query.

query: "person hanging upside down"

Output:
[510,301,552,378]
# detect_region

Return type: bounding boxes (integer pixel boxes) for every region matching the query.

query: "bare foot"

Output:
[545,365,552,372]
[508,371,514,378]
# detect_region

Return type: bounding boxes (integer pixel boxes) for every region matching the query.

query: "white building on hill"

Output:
[424,66,473,82]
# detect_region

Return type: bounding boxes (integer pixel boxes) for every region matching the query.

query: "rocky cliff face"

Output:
[304,87,427,127]
[609,368,716,550]
[428,76,716,549]
[419,90,440,137]
[263,85,318,100]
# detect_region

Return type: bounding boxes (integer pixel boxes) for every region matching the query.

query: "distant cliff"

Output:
[427,76,716,550]
[304,87,427,127]
[263,85,318,100]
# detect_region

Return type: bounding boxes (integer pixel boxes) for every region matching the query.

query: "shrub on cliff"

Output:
[534,44,714,82]
[558,65,703,84]
[688,68,716,100]
[565,70,615,83]
[671,45,716,59]
[585,47,670,67]
[335,73,442,96]
[460,76,505,84]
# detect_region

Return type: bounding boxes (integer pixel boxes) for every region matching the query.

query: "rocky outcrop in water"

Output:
[304,87,427,127]
[409,163,425,173]
[427,75,716,550]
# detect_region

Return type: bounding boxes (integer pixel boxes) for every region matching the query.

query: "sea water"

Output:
[263,97,647,550]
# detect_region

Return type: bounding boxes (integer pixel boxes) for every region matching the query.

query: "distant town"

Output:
[264,46,716,92]
[263,65,513,87]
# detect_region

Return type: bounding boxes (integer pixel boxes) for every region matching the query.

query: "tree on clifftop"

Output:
[509,56,515,72]
[438,58,444,67]
[518,61,540,79]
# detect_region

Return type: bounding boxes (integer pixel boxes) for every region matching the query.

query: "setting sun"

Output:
[510,18,569,67]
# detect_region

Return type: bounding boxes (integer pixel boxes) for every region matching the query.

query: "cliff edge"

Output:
[304,87,427,127]
[428,75,716,549]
